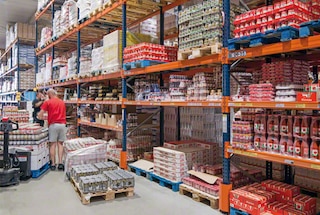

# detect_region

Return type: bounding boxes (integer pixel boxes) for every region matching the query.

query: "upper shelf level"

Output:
[35,0,185,56]
[35,0,54,20]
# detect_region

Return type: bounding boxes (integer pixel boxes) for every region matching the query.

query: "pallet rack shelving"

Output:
[34,0,320,213]
[0,37,36,104]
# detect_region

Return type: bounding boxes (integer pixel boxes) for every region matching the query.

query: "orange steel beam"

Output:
[0,38,17,60]
[162,67,213,79]
[123,54,221,76]
[78,71,122,83]
[78,120,122,131]
[228,34,320,60]
[227,147,320,170]
[35,0,54,20]
[229,101,320,110]
[124,100,221,107]
[78,100,121,105]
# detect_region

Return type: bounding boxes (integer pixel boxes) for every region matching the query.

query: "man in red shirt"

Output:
[38,89,67,171]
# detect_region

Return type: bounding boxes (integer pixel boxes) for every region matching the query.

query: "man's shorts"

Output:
[49,123,67,143]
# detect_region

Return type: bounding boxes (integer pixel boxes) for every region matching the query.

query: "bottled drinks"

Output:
[301,139,309,158]
[294,139,302,157]
[293,116,301,137]
[310,140,319,159]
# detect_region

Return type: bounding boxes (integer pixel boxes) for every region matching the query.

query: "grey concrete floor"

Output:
[0,171,222,215]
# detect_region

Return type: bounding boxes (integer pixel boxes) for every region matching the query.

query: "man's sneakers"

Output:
[50,161,64,171]
[58,164,64,171]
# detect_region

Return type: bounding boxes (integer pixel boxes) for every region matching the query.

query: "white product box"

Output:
[103,30,122,71]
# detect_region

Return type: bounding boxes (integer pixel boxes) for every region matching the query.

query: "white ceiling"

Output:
[0,0,37,49]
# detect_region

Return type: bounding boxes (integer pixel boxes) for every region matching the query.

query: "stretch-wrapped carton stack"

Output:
[53,10,62,38]
[91,47,104,72]
[90,0,104,13]
[67,53,77,79]
[39,27,52,48]
[64,137,108,174]
[153,147,188,182]
[6,23,36,49]
[77,0,91,21]
[164,140,219,168]
[20,68,36,90]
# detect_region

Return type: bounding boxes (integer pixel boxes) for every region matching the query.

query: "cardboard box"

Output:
[284,207,308,215]
[293,194,316,212]
[268,202,290,215]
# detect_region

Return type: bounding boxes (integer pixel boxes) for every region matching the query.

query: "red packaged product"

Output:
[310,140,319,159]
[268,201,291,215]
[230,189,268,215]
[293,194,316,212]
[284,207,308,215]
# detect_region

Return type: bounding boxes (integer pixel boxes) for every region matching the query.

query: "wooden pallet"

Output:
[70,177,134,205]
[179,184,219,209]
[178,43,221,60]
[66,76,77,81]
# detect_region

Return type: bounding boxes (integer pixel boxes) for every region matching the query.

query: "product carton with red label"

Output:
[268,201,291,215]
[230,189,269,215]
[293,194,316,213]
[284,207,308,215]
[262,180,300,202]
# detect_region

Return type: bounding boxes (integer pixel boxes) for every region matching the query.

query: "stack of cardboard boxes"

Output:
[6,23,36,49]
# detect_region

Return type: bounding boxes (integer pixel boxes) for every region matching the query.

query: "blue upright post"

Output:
[77,8,81,137]
[121,3,127,169]
[17,39,20,92]
[159,6,165,146]
[35,20,39,86]
[220,0,232,212]
[51,3,55,81]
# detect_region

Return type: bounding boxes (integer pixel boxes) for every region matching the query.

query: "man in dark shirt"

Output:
[32,91,45,126]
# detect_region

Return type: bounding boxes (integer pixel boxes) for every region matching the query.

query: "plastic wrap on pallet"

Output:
[103,31,122,71]
[59,66,68,80]
[90,0,103,13]
[44,56,52,82]
[77,0,91,21]
[53,10,62,38]
[67,54,77,79]
[20,68,36,90]
[68,0,77,27]
[79,174,109,194]
[91,47,104,72]
[39,27,52,48]
[64,138,108,176]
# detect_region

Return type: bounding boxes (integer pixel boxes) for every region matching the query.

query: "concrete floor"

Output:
[0,171,223,215]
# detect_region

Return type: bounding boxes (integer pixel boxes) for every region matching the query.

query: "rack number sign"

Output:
[229,50,247,59]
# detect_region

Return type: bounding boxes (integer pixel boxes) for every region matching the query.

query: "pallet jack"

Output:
[0,117,20,186]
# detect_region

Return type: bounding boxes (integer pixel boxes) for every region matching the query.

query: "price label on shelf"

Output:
[296,104,306,108]
[275,103,285,108]
[124,71,131,75]
[187,102,202,106]
[284,159,294,165]
[229,50,247,59]
[245,103,253,107]
[311,164,320,170]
